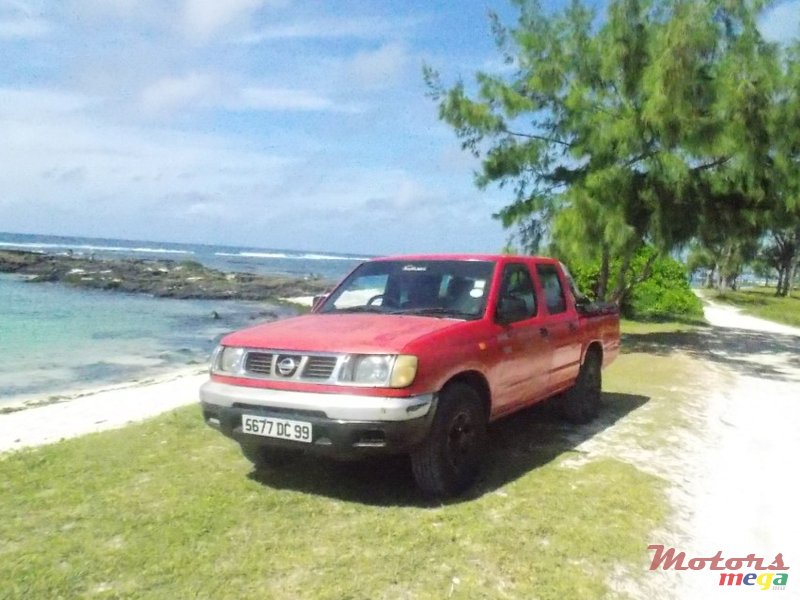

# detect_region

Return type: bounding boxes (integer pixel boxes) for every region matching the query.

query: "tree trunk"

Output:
[787,231,800,296]
[610,250,633,305]
[596,244,610,302]
[705,265,716,288]
[776,267,786,296]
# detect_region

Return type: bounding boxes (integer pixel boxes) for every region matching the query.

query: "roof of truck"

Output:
[369,253,558,263]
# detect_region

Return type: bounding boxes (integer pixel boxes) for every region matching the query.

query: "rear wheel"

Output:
[559,350,602,424]
[411,382,487,498]
[240,444,300,469]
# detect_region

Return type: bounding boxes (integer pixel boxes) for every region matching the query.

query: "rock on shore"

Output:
[0,250,332,301]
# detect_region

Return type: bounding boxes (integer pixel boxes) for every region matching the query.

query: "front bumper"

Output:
[200,381,437,457]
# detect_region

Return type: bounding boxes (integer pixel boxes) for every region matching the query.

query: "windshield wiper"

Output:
[329,305,386,313]
[390,307,478,320]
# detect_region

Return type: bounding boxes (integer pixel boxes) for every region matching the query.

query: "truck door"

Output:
[488,262,551,416]
[534,263,582,392]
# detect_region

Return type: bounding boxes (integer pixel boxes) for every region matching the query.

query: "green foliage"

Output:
[428,0,800,301]
[626,279,703,321]
[568,246,703,321]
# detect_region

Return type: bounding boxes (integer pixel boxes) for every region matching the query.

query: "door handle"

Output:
[568,322,578,332]
[539,327,549,338]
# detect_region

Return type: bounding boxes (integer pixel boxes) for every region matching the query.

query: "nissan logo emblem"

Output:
[277,357,298,377]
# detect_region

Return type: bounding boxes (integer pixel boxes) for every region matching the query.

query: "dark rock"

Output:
[0,249,332,302]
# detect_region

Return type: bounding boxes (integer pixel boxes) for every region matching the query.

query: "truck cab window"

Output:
[496,264,537,322]
[536,264,567,314]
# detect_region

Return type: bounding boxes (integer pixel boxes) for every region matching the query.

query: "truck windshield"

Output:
[319,260,496,320]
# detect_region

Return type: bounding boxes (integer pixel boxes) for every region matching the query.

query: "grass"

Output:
[711,286,800,328]
[620,318,700,335]
[0,330,704,600]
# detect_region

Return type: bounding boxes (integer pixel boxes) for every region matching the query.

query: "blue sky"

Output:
[1,0,798,255]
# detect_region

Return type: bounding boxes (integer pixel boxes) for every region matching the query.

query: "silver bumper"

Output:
[199,380,434,422]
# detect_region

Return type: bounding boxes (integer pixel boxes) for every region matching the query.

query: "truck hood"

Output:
[221,313,464,354]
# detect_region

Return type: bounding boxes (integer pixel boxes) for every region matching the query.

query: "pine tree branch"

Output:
[692,156,731,172]
[502,128,573,147]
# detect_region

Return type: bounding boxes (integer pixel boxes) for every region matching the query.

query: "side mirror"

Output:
[312,294,328,311]
[495,295,529,324]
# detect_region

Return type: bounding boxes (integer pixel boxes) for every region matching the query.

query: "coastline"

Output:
[0,249,332,301]
[0,248,335,449]
[0,368,207,453]
[1,247,332,406]
[0,299,320,453]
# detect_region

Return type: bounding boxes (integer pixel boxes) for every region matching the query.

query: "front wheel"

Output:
[411,383,487,498]
[559,350,602,424]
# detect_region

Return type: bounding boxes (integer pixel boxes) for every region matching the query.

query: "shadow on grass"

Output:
[622,325,800,382]
[247,391,648,507]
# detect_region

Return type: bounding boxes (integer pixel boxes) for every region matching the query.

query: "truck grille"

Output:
[241,351,340,382]
[302,356,338,379]
[244,352,273,375]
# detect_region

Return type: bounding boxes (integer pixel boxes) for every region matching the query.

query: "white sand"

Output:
[0,369,207,453]
[673,299,800,595]
[281,295,314,307]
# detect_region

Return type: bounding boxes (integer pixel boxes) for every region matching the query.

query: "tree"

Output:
[426,0,781,302]
[764,39,800,296]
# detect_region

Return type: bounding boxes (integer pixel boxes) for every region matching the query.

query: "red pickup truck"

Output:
[200,254,619,497]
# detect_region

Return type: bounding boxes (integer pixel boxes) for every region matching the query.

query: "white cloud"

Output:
[0,16,49,38]
[0,88,96,114]
[139,72,220,115]
[239,16,415,43]
[0,86,297,212]
[348,42,410,88]
[759,0,800,44]
[237,86,363,113]
[66,0,172,28]
[138,75,363,114]
[182,0,275,41]
[0,4,510,253]
[0,1,52,39]
[238,86,332,111]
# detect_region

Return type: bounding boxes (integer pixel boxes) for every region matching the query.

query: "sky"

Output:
[1,0,799,255]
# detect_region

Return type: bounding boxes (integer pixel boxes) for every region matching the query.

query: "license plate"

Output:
[241,415,312,443]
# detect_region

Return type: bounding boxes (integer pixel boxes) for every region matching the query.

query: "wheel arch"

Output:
[583,340,603,366]
[440,370,492,420]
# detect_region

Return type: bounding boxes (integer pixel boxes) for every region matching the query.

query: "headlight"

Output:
[339,354,418,387]
[214,346,245,374]
[353,355,391,383]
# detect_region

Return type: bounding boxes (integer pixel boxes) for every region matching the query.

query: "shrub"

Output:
[567,246,704,322]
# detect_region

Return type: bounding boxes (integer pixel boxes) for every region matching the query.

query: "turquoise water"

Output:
[0,274,287,404]
[0,232,363,405]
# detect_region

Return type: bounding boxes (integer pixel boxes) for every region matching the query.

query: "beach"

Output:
[0,233,358,454]
[0,232,356,413]
[0,369,207,453]
[0,297,318,454]
[0,294,322,454]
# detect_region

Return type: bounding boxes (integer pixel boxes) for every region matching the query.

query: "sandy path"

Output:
[0,370,206,453]
[664,299,800,595]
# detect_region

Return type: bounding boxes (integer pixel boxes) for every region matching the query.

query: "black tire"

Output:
[411,382,487,498]
[240,444,300,469]
[559,350,602,424]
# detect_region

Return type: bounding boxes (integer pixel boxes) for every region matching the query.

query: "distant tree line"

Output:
[426,0,800,301]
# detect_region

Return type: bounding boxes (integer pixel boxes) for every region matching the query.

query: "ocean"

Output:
[0,232,369,405]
